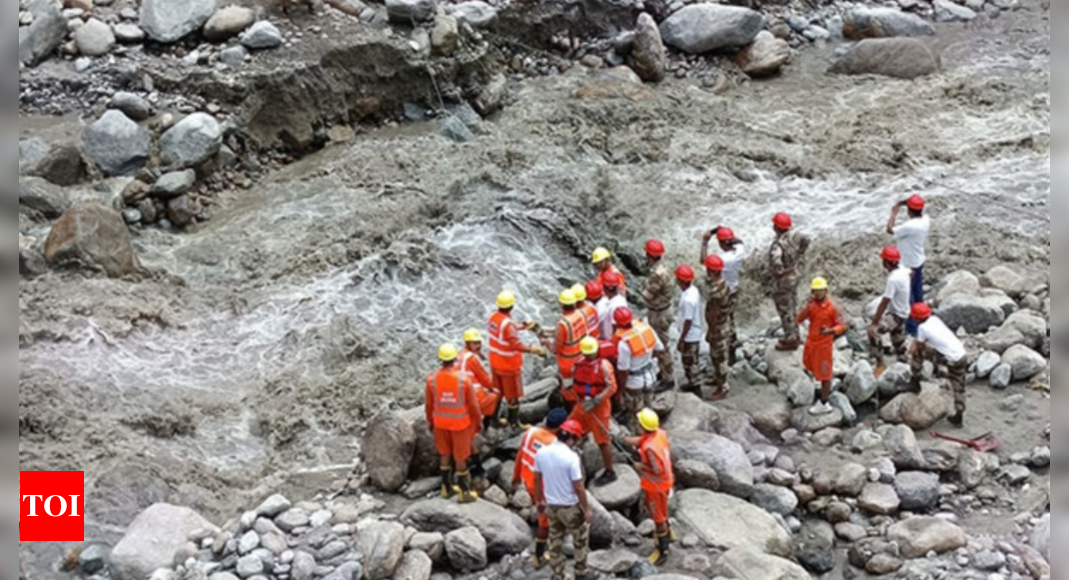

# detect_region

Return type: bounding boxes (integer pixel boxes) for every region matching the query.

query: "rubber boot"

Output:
[440,468,456,500]
[668,526,678,542]
[533,540,549,570]
[508,405,529,430]
[648,533,670,566]
[456,471,479,504]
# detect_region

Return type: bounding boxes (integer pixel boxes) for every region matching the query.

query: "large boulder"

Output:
[858,483,900,516]
[663,393,720,435]
[111,504,219,580]
[1002,345,1047,381]
[386,0,437,24]
[83,110,151,177]
[392,551,433,580]
[936,271,982,302]
[45,203,140,278]
[446,1,497,28]
[590,464,642,511]
[356,520,406,580]
[750,484,799,516]
[829,38,941,80]
[716,547,812,580]
[160,113,224,169]
[20,0,68,66]
[203,6,256,41]
[74,18,117,57]
[887,518,966,559]
[630,13,666,82]
[140,0,218,43]
[673,490,794,558]
[982,310,1047,353]
[883,425,926,470]
[23,140,88,187]
[937,293,1008,334]
[790,407,843,433]
[111,92,154,122]
[19,177,71,220]
[736,31,791,78]
[1030,514,1049,563]
[363,411,416,493]
[444,527,487,573]
[401,499,530,559]
[880,383,953,430]
[675,459,721,491]
[842,7,935,39]
[934,0,977,22]
[894,472,940,512]
[980,265,1031,298]
[241,20,283,49]
[659,5,764,54]
[672,432,754,498]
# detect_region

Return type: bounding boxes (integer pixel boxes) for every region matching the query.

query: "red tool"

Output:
[930,431,1002,453]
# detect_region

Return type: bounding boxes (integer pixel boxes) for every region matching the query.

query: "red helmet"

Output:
[704,255,725,272]
[645,239,666,258]
[560,420,584,438]
[907,195,926,211]
[773,212,793,231]
[881,246,902,263]
[717,227,735,242]
[601,272,621,288]
[585,280,604,301]
[911,302,932,321]
[599,340,618,360]
[613,307,634,328]
[675,265,695,282]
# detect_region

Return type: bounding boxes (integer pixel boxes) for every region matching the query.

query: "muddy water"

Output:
[19,1,1048,567]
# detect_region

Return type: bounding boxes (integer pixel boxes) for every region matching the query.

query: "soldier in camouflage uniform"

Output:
[769,212,811,351]
[643,239,676,388]
[702,255,733,400]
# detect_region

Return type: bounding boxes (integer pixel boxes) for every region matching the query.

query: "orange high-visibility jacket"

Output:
[580,303,601,340]
[621,321,657,359]
[460,349,492,389]
[638,429,675,494]
[513,427,558,492]
[555,310,589,379]
[425,366,480,432]
[489,311,525,374]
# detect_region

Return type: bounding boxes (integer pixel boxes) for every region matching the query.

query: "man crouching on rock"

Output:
[534,419,596,580]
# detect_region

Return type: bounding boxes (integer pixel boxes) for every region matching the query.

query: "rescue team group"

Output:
[424,197,969,579]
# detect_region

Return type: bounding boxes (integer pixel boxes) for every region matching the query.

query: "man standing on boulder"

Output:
[624,409,675,566]
[513,408,568,569]
[910,303,970,427]
[489,291,548,430]
[570,337,619,486]
[887,194,930,335]
[796,278,848,416]
[702,255,733,401]
[703,227,746,363]
[769,213,811,351]
[869,246,911,377]
[535,419,596,580]
[675,265,704,393]
[642,239,677,389]
[426,343,484,504]
[614,307,664,426]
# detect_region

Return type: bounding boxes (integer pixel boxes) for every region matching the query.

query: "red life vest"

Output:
[572,358,613,399]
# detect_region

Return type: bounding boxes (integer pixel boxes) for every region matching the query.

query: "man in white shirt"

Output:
[675,265,704,393]
[910,303,969,427]
[888,194,931,335]
[600,272,629,339]
[534,420,595,580]
[869,246,912,377]
[614,307,666,417]
[703,226,747,364]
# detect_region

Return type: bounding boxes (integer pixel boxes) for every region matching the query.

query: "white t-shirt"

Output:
[678,285,704,343]
[893,216,931,270]
[917,316,967,363]
[534,440,583,507]
[601,295,629,338]
[720,243,747,293]
[617,331,665,390]
[884,267,912,319]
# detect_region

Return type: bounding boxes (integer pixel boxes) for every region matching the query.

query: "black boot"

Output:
[534,539,548,569]
[440,468,456,499]
[456,471,478,504]
[647,534,671,565]
[949,412,964,428]
[594,470,618,486]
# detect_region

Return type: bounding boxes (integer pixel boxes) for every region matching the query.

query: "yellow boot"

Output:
[647,534,670,566]
[440,468,456,500]
[456,471,479,504]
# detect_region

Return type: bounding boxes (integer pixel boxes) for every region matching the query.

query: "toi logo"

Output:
[20,472,85,542]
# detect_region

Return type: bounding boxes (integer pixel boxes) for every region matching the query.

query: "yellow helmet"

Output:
[592,247,612,264]
[438,343,459,363]
[559,289,578,307]
[496,291,517,309]
[637,408,660,432]
[580,336,600,356]
[571,284,588,302]
[463,328,483,344]
[811,277,829,291]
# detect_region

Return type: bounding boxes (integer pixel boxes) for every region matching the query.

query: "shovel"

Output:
[930,431,1002,453]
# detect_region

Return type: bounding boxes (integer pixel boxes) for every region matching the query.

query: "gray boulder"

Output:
[974,351,1001,378]
[989,363,1012,389]
[883,425,926,470]
[255,494,292,518]
[393,550,433,580]
[447,1,497,28]
[673,490,794,558]
[439,116,474,143]
[981,264,1031,298]
[110,504,219,580]
[241,20,283,49]
[203,6,256,41]
[829,38,940,80]
[113,23,146,43]
[45,203,140,277]
[590,464,642,510]
[386,0,437,24]
[401,499,530,558]
[828,393,857,426]
[887,517,966,558]
[219,45,249,65]
[140,0,218,43]
[876,362,914,399]
[750,484,799,516]
[934,0,977,21]
[982,311,1047,354]
[790,407,843,433]
[845,360,878,405]
[675,459,721,491]
[664,393,720,435]
[364,410,417,493]
[858,483,900,515]
[74,18,117,57]
[659,5,765,54]
[831,463,868,497]
[894,472,940,511]
[356,520,406,580]
[937,270,982,302]
[672,432,754,498]
[736,31,791,77]
[83,110,150,177]
[19,177,71,219]
[1002,345,1046,381]
[444,527,487,573]
[938,293,1008,334]
[589,550,641,574]
[880,383,952,430]
[160,113,223,169]
[152,170,197,199]
[19,138,49,175]
[1031,514,1049,563]
[110,92,153,121]
[843,6,935,39]
[167,195,197,228]
[716,547,811,580]
[20,0,68,66]
[630,13,667,82]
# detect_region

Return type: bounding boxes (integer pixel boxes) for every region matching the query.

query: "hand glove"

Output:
[582,399,597,413]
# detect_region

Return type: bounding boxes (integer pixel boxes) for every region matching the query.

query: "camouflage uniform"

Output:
[643,261,676,381]
[704,277,733,392]
[680,342,701,390]
[547,505,589,580]
[911,349,969,417]
[769,230,812,344]
[871,314,908,365]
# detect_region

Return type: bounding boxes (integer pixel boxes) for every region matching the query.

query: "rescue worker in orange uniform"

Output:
[593,247,627,297]
[571,336,619,486]
[573,284,601,341]
[461,329,500,432]
[543,289,589,389]
[624,409,675,566]
[796,278,849,416]
[426,343,484,503]
[512,408,569,569]
[489,292,548,430]
[587,280,608,340]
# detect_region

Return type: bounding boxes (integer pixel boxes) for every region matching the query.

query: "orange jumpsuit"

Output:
[489,311,528,400]
[638,429,674,525]
[554,310,588,380]
[795,298,848,382]
[461,349,499,419]
[425,366,482,463]
[568,358,618,445]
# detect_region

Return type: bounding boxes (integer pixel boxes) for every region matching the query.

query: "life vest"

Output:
[461,351,498,416]
[639,429,674,494]
[622,322,657,360]
[572,358,613,400]
[517,427,557,491]
[430,367,472,432]
[580,303,601,339]
[489,311,522,374]
[557,309,588,378]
